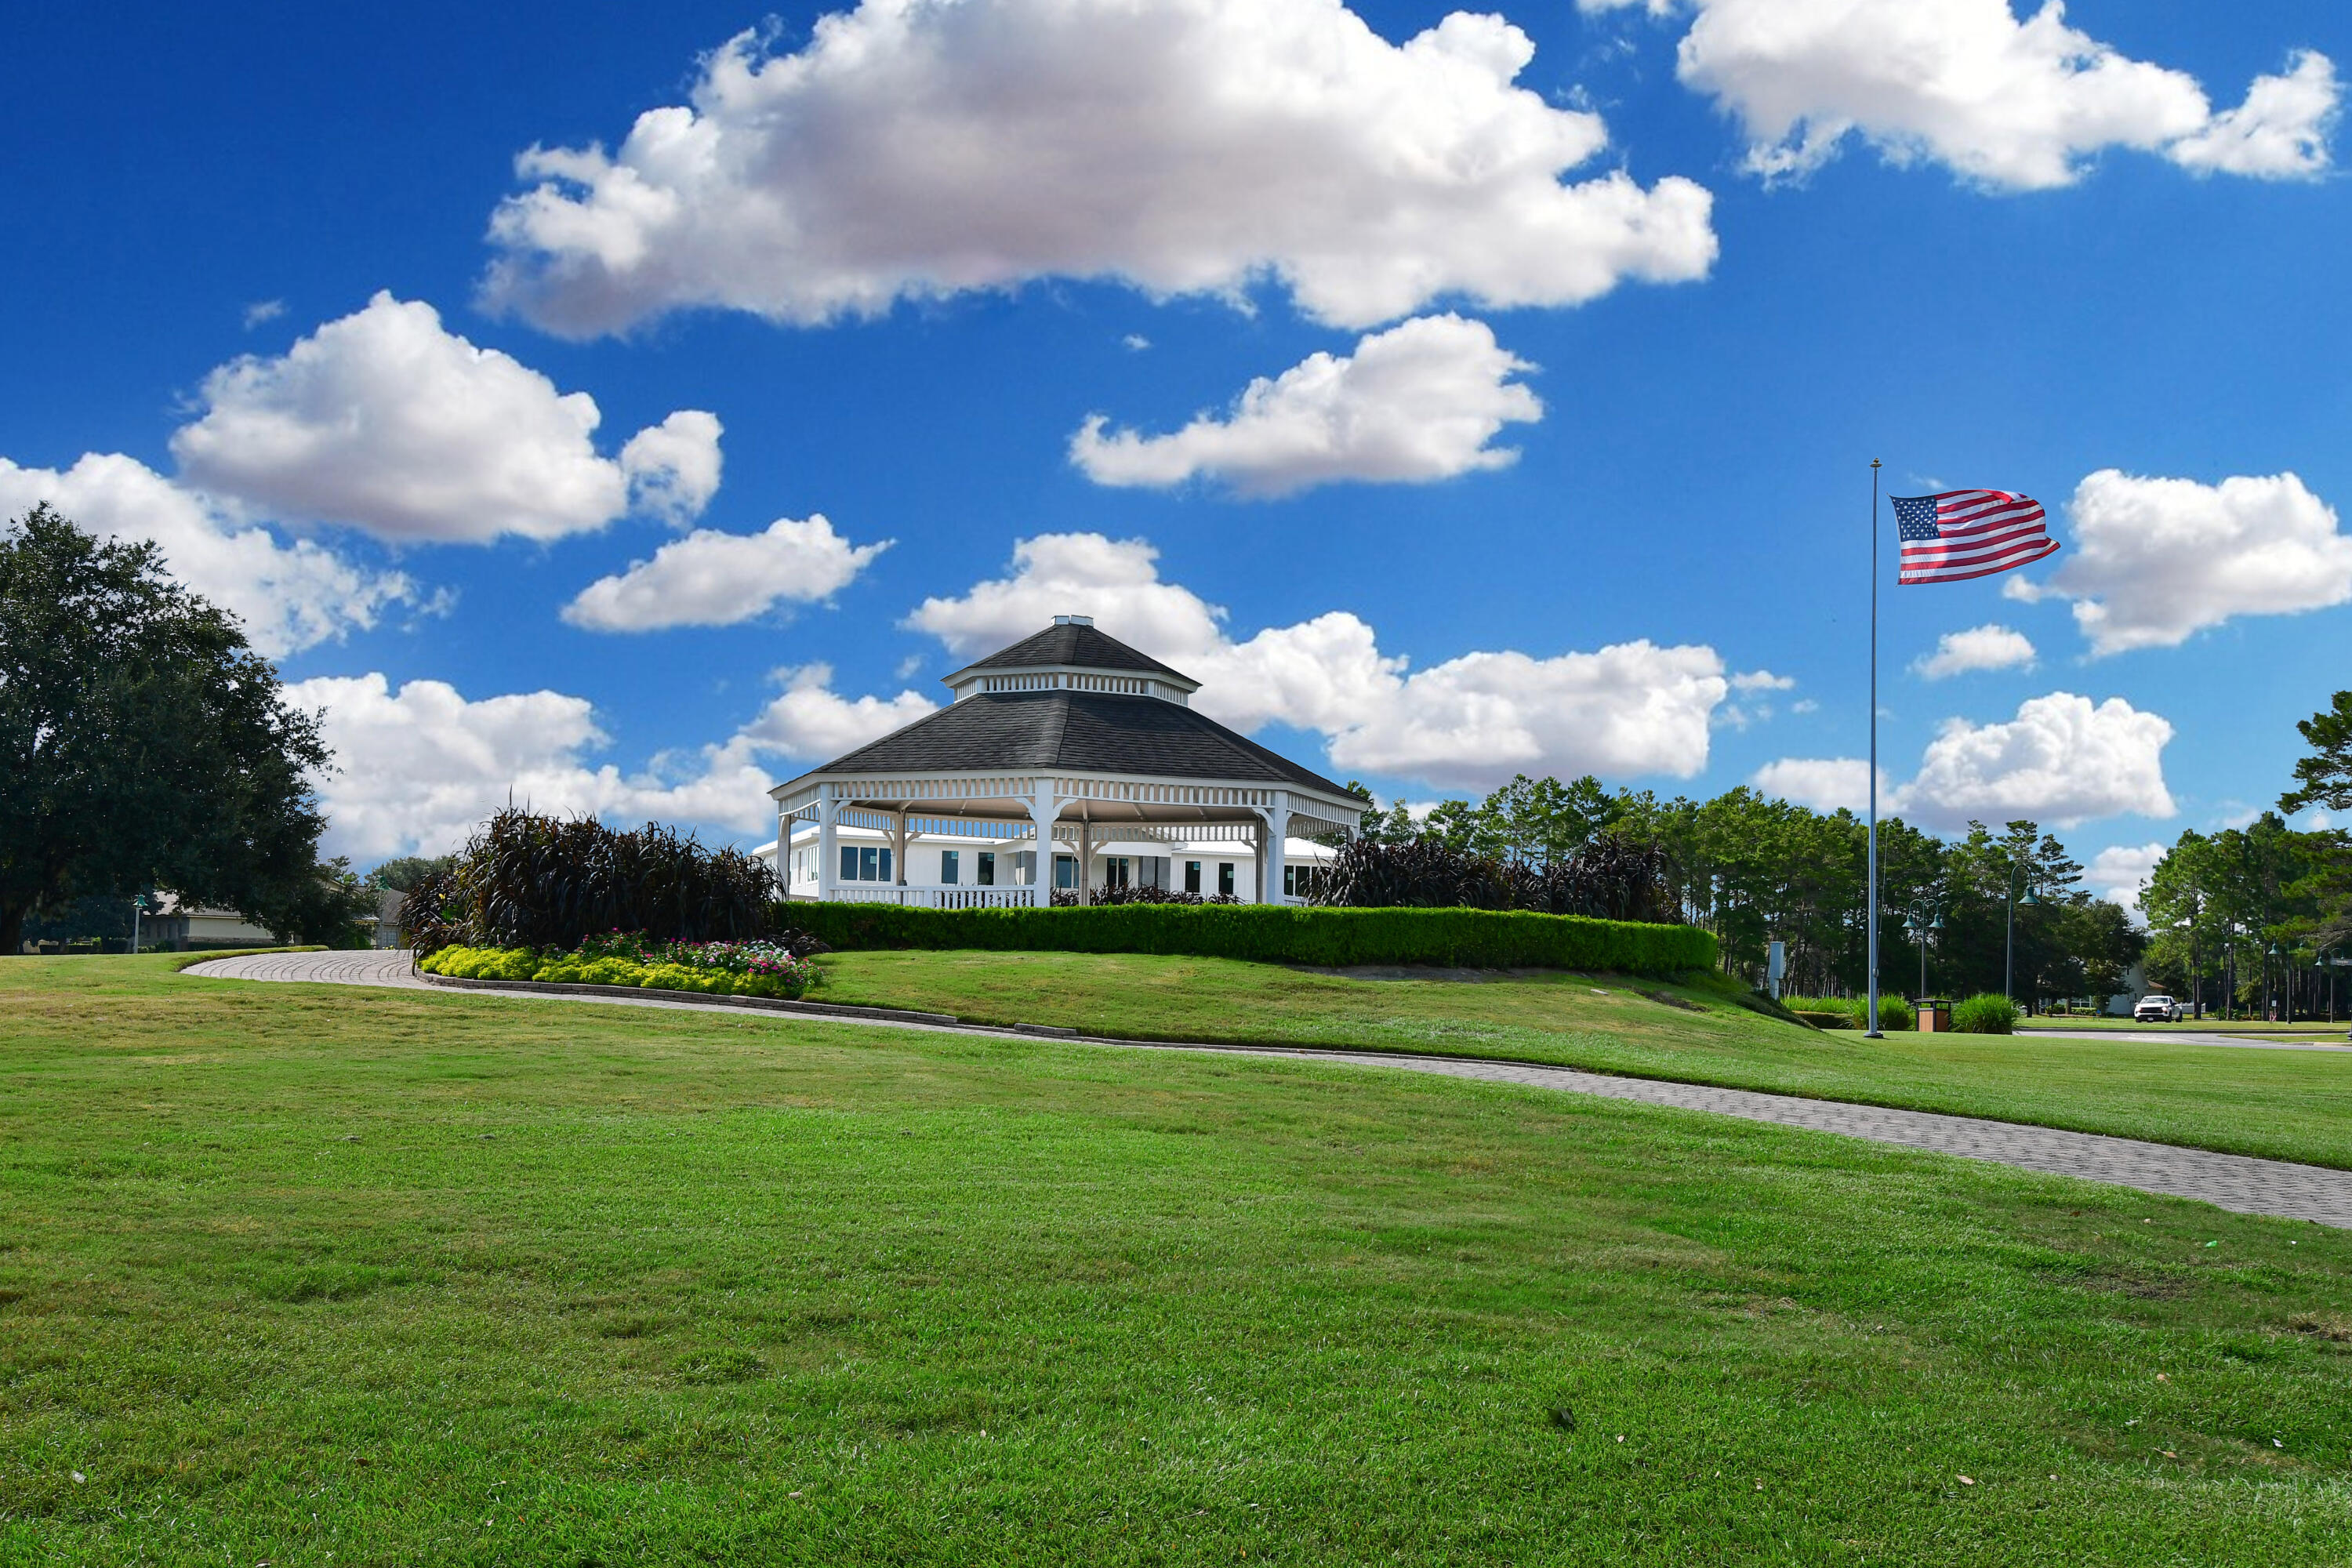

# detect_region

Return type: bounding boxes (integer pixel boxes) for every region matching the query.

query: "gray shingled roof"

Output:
[807,689,1353,799]
[960,622,1192,682]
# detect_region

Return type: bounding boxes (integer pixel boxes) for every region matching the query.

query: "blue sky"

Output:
[5,0,2347,902]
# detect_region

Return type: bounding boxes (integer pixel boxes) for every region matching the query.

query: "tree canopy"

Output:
[0,503,360,951]
[1352,769,2143,1008]
[2281,691,2352,815]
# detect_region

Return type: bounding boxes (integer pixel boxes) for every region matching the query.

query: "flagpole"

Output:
[1866,459,1883,1038]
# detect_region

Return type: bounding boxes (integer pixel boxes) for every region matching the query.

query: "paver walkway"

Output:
[191,949,2352,1229]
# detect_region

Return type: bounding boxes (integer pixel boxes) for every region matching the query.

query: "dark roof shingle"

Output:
[805,690,1351,798]
[962,623,1192,682]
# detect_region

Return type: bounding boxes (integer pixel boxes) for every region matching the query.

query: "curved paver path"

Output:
[189,950,2352,1229]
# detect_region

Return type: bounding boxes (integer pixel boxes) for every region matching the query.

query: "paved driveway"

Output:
[188,950,2352,1228]
[2018,1026,2352,1053]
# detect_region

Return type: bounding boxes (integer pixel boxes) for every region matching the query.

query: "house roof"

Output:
[953,622,1193,684]
[804,688,1354,799]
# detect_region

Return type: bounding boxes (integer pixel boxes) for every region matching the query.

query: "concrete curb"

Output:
[414,969,960,1028]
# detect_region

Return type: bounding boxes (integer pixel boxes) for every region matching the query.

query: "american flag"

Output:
[1893,490,2060,585]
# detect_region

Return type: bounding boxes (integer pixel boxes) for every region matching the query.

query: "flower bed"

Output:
[417,931,822,1000]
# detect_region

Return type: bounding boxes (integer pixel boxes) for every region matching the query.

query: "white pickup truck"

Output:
[2132,993,2183,1023]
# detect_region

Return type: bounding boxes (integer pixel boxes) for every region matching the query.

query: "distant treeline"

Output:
[1341,774,2141,1007]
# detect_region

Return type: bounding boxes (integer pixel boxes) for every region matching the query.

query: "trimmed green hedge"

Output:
[787,901,1715,975]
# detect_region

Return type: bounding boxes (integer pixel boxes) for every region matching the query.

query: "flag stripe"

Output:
[1903,522,2052,563]
[1900,539,2060,583]
[1933,506,2043,539]
[1904,533,2053,568]
[1900,539,2058,579]
[1895,489,2056,587]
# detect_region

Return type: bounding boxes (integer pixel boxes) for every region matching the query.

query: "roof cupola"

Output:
[940,619,1200,705]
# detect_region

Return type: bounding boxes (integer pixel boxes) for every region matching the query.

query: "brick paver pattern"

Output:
[194,950,2352,1229]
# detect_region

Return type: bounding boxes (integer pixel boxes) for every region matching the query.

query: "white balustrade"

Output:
[822,884,1042,909]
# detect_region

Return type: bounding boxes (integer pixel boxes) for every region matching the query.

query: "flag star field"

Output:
[2,0,2347,909]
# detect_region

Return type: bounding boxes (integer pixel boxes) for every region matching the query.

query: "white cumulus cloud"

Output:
[1897,692,2174,830]
[0,452,416,659]
[2171,50,2341,178]
[1069,314,1541,497]
[1912,623,2036,679]
[1595,0,2338,189]
[739,664,942,761]
[902,531,1730,789]
[481,1,1717,336]
[294,659,953,861]
[562,514,891,632]
[290,673,782,860]
[2085,840,2168,915]
[1757,693,2174,830]
[2007,470,2352,655]
[1748,757,1884,815]
[618,410,726,526]
[171,292,722,543]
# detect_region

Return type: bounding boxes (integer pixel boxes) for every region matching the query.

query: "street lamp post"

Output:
[129,893,147,956]
[1904,896,1944,1018]
[2004,862,2038,1010]
[2189,909,2202,1020]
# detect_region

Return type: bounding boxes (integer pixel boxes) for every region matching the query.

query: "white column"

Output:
[1264,791,1290,905]
[1078,817,1094,906]
[1251,818,1266,904]
[817,785,838,902]
[1027,777,1059,908]
[892,809,909,899]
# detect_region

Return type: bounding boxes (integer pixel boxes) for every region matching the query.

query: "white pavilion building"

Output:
[755,618,1364,906]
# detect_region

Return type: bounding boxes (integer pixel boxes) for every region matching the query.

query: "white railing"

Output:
[821,885,1043,909]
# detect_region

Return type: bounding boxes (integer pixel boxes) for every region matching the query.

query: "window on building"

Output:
[1185,860,1201,894]
[978,851,996,886]
[1054,853,1079,889]
[838,846,893,882]
[941,849,960,885]
[1218,862,1235,898]
[1104,855,1130,890]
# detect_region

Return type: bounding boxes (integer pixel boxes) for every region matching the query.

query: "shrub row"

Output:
[1951,993,2020,1034]
[786,900,1715,974]
[1789,993,2019,1033]
[401,808,774,956]
[419,944,815,1000]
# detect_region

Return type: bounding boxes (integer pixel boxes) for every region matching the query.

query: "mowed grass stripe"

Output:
[811,949,2352,1171]
[2,959,2350,1564]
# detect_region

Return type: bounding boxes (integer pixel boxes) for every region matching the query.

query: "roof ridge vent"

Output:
[1052,613,1094,626]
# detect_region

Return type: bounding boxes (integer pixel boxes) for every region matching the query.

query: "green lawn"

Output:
[812,949,2352,1170]
[3,956,2351,1565]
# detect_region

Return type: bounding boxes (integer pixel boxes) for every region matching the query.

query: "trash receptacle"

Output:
[1917,998,1951,1033]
